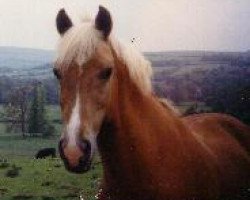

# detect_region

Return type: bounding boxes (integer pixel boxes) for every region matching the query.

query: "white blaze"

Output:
[65,94,98,158]
[67,94,81,147]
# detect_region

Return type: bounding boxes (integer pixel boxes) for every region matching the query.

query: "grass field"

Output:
[0,135,103,200]
[0,157,102,200]
[0,130,104,199]
[0,105,102,200]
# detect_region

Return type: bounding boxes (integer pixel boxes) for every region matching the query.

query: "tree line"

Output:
[0,77,59,105]
[2,82,55,138]
[154,64,250,125]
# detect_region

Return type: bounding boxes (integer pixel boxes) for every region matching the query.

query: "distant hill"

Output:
[0,47,54,79]
[1,46,250,79]
[0,46,249,103]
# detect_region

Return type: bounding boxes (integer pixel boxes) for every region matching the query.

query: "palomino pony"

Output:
[54,6,250,200]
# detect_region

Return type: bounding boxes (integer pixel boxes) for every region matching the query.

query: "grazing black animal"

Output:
[35,148,56,159]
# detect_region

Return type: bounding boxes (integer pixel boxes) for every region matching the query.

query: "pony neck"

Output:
[97,55,199,199]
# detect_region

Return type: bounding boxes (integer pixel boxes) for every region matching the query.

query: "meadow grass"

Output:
[0,105,102,199]
[0,157,102,200]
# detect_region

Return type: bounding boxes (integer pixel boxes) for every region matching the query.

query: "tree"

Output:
[202,66,250,125]
[4,86,31,137]
[28,83,54,137]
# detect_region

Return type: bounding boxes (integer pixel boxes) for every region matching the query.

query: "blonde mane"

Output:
[56,19,153,94]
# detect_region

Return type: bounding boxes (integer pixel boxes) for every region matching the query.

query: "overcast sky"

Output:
[0,0,250,52]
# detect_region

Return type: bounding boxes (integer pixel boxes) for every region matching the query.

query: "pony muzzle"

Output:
[58,138,92,174]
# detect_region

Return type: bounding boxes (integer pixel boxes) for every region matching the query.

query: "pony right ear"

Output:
[95,6,113,39]
[56,9,73,35]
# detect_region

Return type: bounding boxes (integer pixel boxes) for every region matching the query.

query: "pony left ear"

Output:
[95,6,113,39]
[56,9,73,35]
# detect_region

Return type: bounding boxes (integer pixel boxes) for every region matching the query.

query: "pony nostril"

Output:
[77,139,91,153]
[77,139,91,164]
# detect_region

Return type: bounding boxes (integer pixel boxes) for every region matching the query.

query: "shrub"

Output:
[5,164,21,178]
[0,159,10,169]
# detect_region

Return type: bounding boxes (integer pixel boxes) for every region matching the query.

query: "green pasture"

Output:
[0,133,102,200]
[0,105,102,200]
[0,158,102,200]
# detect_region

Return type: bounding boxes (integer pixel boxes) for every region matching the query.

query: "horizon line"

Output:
[0,45,249,54]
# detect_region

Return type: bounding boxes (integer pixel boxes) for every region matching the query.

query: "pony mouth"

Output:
[63,156,92,174]
[59,139,92,174]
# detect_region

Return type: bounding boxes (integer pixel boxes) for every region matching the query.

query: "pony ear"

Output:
[95,6,113,39]
[56,9,73,35]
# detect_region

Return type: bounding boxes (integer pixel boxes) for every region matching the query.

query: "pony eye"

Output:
[53,68,61,80]
[98,68,112,80]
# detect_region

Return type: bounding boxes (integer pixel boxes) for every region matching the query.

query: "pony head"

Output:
[54,6,152,173]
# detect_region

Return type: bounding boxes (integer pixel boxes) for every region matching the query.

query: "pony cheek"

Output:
[91,107,106,130]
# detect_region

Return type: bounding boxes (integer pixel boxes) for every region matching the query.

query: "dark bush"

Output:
[41,181,53,187]
[0,159,10,169]
[5,164,21,178]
